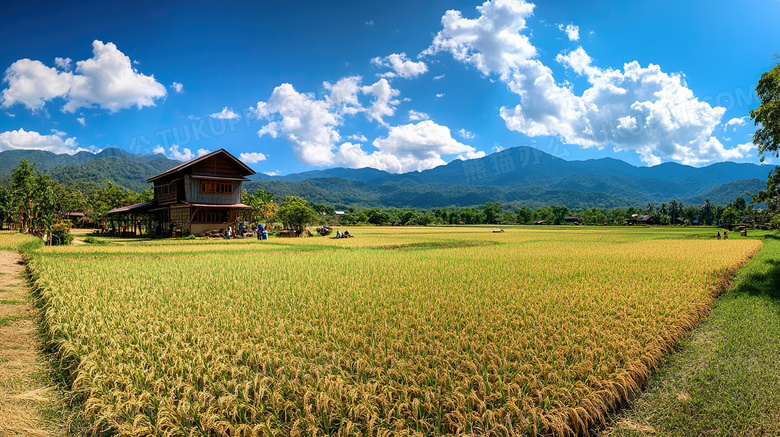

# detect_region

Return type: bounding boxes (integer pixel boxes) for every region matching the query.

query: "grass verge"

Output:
[603,232,780,437]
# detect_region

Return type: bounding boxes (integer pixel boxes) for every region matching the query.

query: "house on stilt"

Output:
[107,149,255,236]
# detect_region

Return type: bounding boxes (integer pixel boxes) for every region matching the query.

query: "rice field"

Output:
[24,227,760,436]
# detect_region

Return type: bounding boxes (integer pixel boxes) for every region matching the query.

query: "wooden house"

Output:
[108,149,255,236]
[636,214,656,225]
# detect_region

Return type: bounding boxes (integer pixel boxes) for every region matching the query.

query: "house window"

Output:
[200,180,233,195]
[193,209,228,223]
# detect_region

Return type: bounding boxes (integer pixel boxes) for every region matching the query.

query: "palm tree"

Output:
[702,199,713,225]
[659,202,668,216]
[669,200,679,225]
[645,203,655,215]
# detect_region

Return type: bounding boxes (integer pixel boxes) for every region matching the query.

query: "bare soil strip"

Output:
[0,250,64,437]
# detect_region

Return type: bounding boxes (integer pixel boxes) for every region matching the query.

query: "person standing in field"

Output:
[257,223,264,240]
[262,225,268,240]
[226,225,232,240]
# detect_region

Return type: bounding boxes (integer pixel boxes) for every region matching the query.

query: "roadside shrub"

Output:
[50,222,73,246]
[770,213,780,230]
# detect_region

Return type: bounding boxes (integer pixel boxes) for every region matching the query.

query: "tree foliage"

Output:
[241,188,277,223]
[751,62,780,160]
[3,159,91,243]
[85,181,139,225]
[749,62,780,211]
[277,196,319,232]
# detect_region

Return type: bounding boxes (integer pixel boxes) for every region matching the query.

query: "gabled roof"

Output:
[107,200,157,215]
[147,148,255,183]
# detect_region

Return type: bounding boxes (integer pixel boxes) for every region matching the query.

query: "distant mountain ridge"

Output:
[247,146,771,208]
[0,148,181,192]
[0,146,771,208]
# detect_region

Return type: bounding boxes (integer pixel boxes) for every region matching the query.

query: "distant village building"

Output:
[564,216,582,224]
[108,149,255,236]
[636,215,656,225]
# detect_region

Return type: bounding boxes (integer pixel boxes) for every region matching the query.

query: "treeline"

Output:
[2,157,779,246]
[324,199,778,228]
[0,159,151,243]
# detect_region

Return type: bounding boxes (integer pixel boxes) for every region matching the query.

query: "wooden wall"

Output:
[183,175,241,204]
[191,154,244,177]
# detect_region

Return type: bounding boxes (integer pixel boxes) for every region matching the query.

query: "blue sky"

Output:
[1,0,778,175]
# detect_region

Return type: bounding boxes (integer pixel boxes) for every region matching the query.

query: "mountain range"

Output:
[0,146,771,209]
[0,148,180,193]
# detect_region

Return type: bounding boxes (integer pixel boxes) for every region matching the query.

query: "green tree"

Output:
[483,202,503,224]
[85,181,138,227]
[551,205,569,225]
[669,200,680,224]
[733,196,746,212]
[241,188,277,223]
[771,213,780,230]
[721,207,739,226]
[751,62,780,161]
[516,206,534,224]
[365,208,391,225]
[582,208,607,225]
[277,196,319,232]
[460,207,485,224]
[311,203,336,216]
[0,186,11,229]
[500,211,516,225]
[11,159,36,232]
[534,207,552,223]
[702,198,713,225]
[342,210,368,225]
[749,62,780,211]
[610,207,626,225]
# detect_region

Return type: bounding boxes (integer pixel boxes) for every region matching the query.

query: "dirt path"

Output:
[0,250,65,437]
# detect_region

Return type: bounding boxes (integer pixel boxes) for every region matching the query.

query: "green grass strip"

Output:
[604,233,780,436]
[0,314,30,326]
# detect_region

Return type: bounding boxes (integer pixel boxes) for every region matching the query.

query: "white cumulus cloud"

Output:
[459,128,476,139]
[0,128,85,154]
[76,117,85,126]
[338,120,484,173]
[371,53,428,79]
[1,59,73,110]
[1,40,166,113]
[558,23,579,41]
[145,145,207,162]
[252,83,342,166]
[240,152,267,163]
[421,0,536,80]
[725,116,747,131]
[324,76,363,115]
[425,0,748,166]
[252,76,475,172]
[408,110,430,121]
[210,107,239,119]
[171,82,183,93]
[361,78,400,125]
[54,57,72,70]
